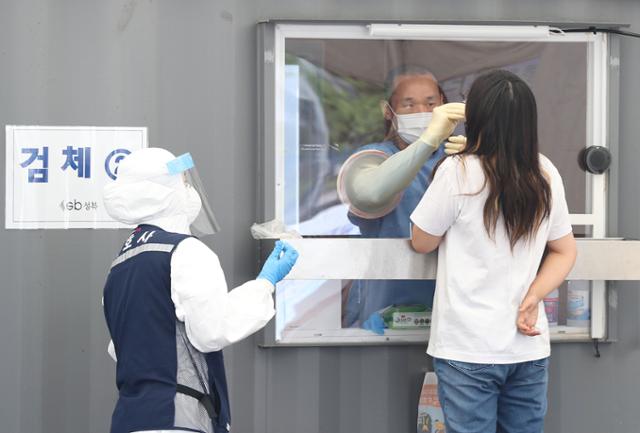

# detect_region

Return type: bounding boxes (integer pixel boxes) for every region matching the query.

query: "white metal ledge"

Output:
[283,238,640,281]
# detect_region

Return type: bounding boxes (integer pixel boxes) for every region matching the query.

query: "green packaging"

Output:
[381,304,431,330]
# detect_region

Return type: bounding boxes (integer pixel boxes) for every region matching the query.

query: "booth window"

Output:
[259,22,613,345]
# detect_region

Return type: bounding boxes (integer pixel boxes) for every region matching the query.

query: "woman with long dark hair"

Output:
[410,70,576,433]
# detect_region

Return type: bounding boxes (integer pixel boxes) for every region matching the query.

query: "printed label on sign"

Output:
[418,373,446,433]
[5,126,147,229]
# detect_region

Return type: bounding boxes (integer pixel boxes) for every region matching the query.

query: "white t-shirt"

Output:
[410,154,572,364]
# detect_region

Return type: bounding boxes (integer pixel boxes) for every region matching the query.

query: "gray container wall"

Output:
[1,1,639,432]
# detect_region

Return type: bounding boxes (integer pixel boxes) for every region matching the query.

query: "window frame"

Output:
[260,22,612,346]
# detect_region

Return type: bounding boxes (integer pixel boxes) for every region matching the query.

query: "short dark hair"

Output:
[382,65,447,138]
[383,65,438,101]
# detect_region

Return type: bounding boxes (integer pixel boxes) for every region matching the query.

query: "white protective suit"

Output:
[103,148,274,433]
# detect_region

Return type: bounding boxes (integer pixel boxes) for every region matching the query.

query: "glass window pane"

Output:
[283,39,590,237]
[275,279,591,342]
[275,33,599,344]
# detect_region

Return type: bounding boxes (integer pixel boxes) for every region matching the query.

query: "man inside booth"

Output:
[338,65,465,333]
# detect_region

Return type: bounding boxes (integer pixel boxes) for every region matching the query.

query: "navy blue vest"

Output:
[103,225,231,433]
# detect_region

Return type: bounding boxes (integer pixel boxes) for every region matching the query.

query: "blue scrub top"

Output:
[344,140,446,327]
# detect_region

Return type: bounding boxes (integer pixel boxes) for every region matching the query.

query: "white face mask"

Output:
[395,111,433,144]
[184,184,202,224]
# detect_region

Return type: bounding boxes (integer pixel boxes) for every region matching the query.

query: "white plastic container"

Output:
[543,288,560,326]
[567,281,590,328]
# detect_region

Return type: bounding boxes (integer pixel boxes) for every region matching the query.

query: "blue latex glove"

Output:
[257,241,299,286]
[362,312,385,335]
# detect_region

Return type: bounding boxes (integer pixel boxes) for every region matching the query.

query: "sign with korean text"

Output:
[5,126,147,229]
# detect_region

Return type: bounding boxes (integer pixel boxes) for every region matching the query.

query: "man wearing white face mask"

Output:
[101,147,298,433]
[339,66,465,332]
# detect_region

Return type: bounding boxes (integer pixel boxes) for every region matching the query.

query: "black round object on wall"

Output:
[578,146,611,174]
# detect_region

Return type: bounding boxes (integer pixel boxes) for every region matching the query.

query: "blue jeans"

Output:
[433,357,549,433]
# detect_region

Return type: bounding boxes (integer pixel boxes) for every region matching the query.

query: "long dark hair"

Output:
[454,69,551,248]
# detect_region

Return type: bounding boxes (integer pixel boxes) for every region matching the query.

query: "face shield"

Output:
[166,153,221,236]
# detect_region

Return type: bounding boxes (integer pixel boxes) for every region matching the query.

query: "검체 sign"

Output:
[5,125,147,229]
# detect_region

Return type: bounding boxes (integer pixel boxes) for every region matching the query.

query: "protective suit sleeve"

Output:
[344,103,465,215]
[102,296,118,362]
[107,340,117,362]
[348,138,439,213]
[170,237,275,353]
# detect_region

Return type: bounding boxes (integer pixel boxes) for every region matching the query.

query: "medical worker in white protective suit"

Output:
[101,147,298,433]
